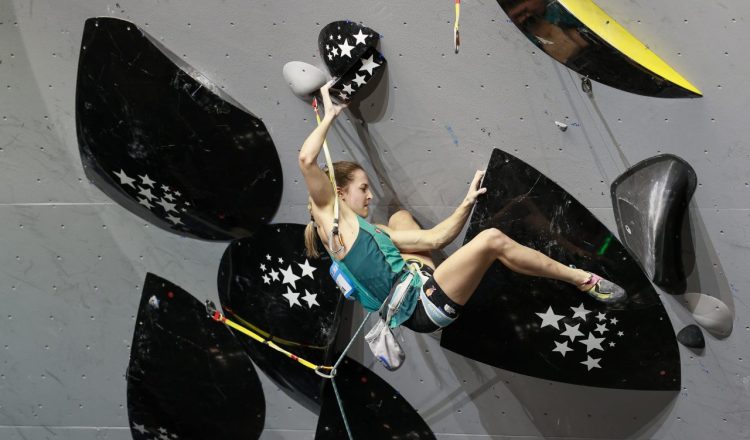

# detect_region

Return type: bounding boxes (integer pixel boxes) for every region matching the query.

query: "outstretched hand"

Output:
[320,80,347,119]
[464,170,487,205]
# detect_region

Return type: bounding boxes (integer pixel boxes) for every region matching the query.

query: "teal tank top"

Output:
[330,215,421,327]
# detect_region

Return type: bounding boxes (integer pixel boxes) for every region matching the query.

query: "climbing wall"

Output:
[1,0,748,439]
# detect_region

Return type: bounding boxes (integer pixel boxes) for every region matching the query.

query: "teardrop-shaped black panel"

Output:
[495,0,700,97]
[217,223,344,411]
[441,149,680,390]
[76,17,282,240]
[127,273,265,439]
[315,357,435,439]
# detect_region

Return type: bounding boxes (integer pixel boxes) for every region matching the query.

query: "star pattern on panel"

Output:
[535,303,625,372]
[111,167,190,229]
[359,54,381,75]
[327,46,383,102]
[257,253,324,310]
[338,38,355,57]
[536,306,564,329]
[130,422,180,439]
[353,29,370,46]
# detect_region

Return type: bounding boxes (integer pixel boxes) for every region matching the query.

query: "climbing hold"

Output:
[676,324,705,349]
[318,21,386,103]
[283,61,328,97]
[684,292,733,337]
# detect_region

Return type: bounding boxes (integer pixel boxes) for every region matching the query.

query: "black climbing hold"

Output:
[318,20,386,103]
[611,154,697,294]
[677,324,705,349]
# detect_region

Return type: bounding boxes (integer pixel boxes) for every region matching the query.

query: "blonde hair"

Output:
[304,161,365,258]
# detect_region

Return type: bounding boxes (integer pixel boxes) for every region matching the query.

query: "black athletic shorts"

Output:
[401,263,463,333]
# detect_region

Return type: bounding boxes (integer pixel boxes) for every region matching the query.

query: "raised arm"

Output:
[298,83,347,208]
[380,170,486,252]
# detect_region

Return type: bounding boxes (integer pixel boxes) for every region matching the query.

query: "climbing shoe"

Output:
[580,273,627,304]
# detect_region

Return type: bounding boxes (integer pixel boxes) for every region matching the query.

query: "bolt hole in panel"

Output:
[75,17,282,240]
[496,0,701,97]
[441,149,680,391]
[127,273,265,439]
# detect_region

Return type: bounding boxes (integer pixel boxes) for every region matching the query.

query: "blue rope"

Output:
[328,311,372,440]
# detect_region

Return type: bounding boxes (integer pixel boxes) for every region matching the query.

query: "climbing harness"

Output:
[206,300,371,439]
[312,97,345,255]
[454,0,461,54]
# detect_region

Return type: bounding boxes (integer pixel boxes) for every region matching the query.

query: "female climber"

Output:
[299,83,626,333]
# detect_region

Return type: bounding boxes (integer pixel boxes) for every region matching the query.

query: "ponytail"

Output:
[304,220,321,258]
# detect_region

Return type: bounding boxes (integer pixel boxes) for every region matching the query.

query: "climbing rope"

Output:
[312,97,345,254]
[206,300,371,439]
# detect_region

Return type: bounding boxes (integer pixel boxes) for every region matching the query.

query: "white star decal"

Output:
[302,289,319,308]
[353,73,366,87]
[617,330,624,337]
[570,303,591,321]
[266,254,272,261]
[596,312,607,321]
[342,83,355,94]
[113,169,136,188]
[329,35,334,41]
[358,54,381,75]
[327,53,333,61]
[610,317,619,325]
[262,274,270,284]
[609,341,616,347]
[282,287,301,307]
[278,257,284,264]
[174,190,181,197]
[138,198,153,209]
[269,269,279,281]
[581,355,602,371]
[338,39,355,57]
[139,174,155,187]
[157,199,177,213]
[161,185,170,192]
[163,193,175,202]
[353,29,369,46]
[132,423,148,435]
[297,259,316,279]
[166,215,182,225]
[279,265,300,288]
[560,323,584,342]
[536,306,564,330]
[552,340,573,357]
[138,187,156,201]
[595,323,608,335]
[260,263,267,271]
[338,91,348,100]
[579,333,605,352]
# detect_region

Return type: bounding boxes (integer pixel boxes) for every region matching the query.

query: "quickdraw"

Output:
[454,0,461,54]
[205,300,334,377]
